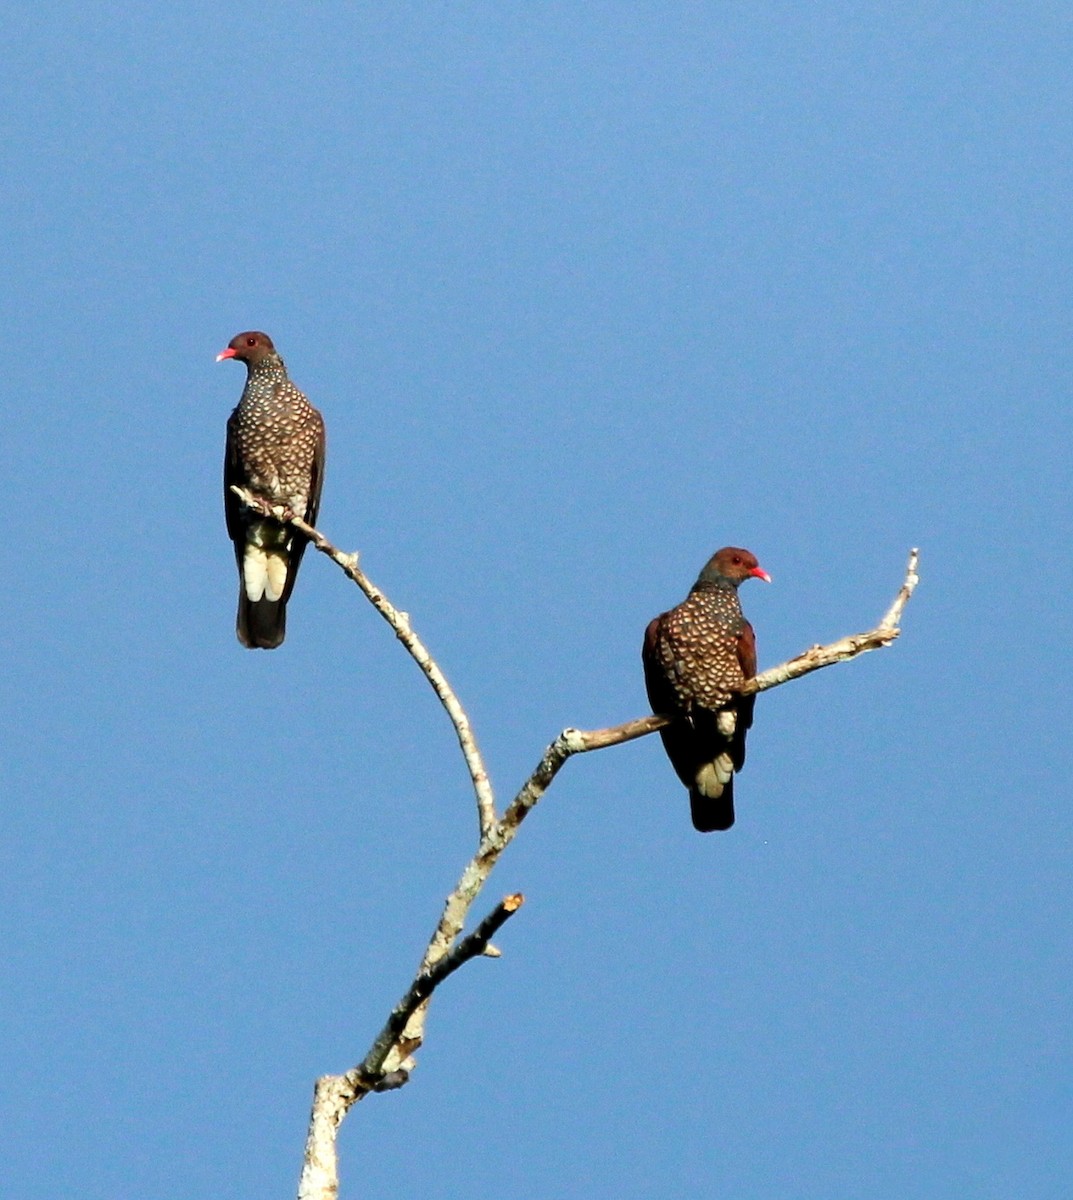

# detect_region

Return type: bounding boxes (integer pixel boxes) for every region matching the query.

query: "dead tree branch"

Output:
[246,488,919,1200]
[229,486,497,840]
[353,892,524,1089]
[740,546,920,696]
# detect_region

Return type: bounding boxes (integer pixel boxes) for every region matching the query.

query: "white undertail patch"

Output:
[264,551,288,602]
[242,545,266,602]
[243,521,289,602]
[695,752,734,799]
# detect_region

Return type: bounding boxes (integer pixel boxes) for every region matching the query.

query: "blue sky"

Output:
[4,5,1072,1197]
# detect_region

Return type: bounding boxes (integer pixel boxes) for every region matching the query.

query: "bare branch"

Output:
[297,896,523,1200]
[878,546,920,630]
[354,893,525,1086]
[229,486,498,840]
[297,1075,350,1200]
[740,546,920,696]
[287,520,919,1200]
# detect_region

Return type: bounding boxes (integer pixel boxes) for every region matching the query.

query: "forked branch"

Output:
[242,487,920,1200]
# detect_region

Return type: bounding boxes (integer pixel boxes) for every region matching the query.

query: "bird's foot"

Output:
[231,485,274,518]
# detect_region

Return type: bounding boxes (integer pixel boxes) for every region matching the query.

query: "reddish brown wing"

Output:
[737,618,757,679]
[732,618,758,768]
[642,615,679,715]
[643,614,701,790]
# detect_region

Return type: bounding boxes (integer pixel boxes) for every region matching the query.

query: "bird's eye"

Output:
[246,336,257,347]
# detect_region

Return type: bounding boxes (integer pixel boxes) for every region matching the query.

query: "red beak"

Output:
[215,347,237,362]
[750,566,772,583]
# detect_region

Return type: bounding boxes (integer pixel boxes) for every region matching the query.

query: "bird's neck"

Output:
[692,574,737,594]
[246,355,288,385]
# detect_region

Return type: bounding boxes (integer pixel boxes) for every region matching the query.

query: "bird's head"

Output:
[699,547,771,588]
[216,331,277,366]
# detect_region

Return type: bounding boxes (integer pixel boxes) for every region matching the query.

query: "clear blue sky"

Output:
[4,5,1071,1198]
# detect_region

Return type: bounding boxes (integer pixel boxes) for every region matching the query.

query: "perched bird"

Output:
[643,547,770,832]
[219,331,326,649]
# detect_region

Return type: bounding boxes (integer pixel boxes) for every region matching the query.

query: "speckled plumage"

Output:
[643,547,769,832]
[220,332,326,649]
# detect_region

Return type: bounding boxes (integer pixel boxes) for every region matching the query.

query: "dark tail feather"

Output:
[237,592,287,649]
[689,779,735,833]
